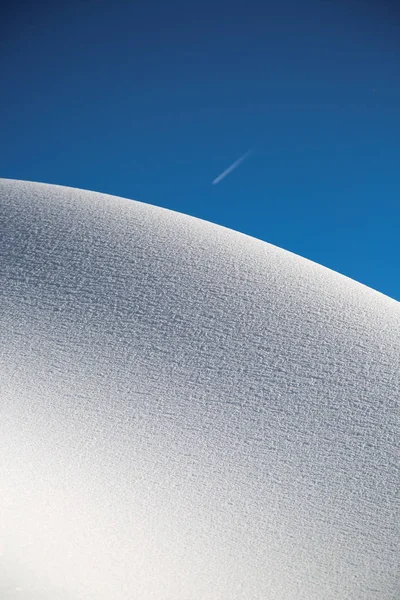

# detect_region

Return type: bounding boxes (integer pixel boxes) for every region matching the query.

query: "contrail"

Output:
[212,149,253,185]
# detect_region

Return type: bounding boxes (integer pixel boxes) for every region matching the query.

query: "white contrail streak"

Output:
[212,149,253,185]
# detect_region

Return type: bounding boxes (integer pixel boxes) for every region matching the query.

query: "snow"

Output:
[0,178,399,599]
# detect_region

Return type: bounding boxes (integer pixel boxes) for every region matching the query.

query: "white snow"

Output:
[0,178,399,600]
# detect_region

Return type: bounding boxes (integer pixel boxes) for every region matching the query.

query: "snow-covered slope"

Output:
[1,179,399,600]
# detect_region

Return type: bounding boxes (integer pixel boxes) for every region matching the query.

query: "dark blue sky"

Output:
[1,0,399,300]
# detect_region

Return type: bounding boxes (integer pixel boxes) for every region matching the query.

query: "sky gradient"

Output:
[1,0,399,300]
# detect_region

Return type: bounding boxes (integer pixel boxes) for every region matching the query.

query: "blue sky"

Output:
[1,0,399,300]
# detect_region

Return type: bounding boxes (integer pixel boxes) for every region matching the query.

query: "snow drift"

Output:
[1,178,399,599]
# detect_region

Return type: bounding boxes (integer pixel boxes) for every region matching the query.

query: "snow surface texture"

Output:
[1,179,399,600]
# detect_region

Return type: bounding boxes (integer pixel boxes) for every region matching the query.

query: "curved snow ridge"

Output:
[1,178,399,600]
